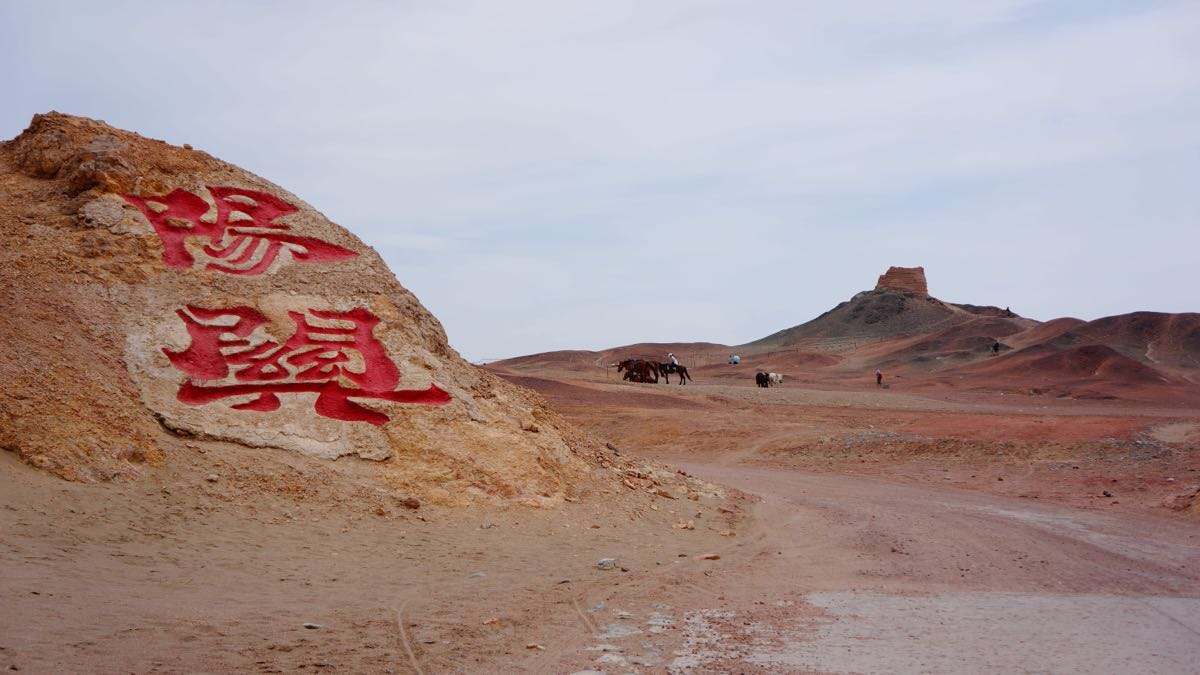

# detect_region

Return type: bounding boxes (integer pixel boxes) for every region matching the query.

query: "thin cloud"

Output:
[2,0,1196,360]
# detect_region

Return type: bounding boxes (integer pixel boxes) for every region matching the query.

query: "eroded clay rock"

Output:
[875,266,929,295]
[0,112,612,503]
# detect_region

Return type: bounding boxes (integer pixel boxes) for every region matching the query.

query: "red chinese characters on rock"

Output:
[164,305,450,425]
[124,186,358,275]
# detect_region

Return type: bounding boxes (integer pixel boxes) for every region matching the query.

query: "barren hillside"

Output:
[0,112,698,505]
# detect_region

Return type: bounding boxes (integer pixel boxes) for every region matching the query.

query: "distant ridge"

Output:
[745,266,1025,350]
[491,266,1200,401]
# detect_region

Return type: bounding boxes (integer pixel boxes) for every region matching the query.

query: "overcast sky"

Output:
[3,1,1198,360]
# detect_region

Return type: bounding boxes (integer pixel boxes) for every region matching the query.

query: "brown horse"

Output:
[615,359,659,383]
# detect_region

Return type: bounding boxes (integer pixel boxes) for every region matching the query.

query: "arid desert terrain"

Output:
[2,114,1198,673]
[482,275,1200,670]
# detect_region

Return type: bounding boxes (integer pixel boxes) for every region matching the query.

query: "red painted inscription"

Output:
[125,186,358,274]
[164,306,449,425]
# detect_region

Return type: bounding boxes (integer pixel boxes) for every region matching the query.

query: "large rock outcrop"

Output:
[0,112,614,503]
[875,266,928,295]
[746,265,1036,351]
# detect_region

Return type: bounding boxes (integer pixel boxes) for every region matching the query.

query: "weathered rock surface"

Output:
[0,112,616,503]
[875,266,929,295]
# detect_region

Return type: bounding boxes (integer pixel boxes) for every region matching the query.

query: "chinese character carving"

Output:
[164,305,450,425]
[125,186,358,275]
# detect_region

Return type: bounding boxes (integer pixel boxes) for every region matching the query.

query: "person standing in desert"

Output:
[875,368,883,387]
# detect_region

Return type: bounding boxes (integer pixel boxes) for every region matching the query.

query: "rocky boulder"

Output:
[0,112,613,504]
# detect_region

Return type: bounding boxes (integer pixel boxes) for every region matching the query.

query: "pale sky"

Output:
[3,1,1198,361]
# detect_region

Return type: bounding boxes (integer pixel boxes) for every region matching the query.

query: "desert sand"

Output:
[5,365,1198,672]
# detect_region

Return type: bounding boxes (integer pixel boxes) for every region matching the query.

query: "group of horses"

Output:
[614,358,786,388]
[615,358,693,384]
[755,371,784,387]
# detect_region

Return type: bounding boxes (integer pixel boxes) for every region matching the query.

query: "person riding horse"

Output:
[659,354,692,384]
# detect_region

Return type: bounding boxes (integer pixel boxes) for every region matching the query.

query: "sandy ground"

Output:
[666,464,1200,672]
[4,368,1199,672]
[0,444,745,673]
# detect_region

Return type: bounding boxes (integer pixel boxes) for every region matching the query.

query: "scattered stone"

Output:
[596,558,617,570]
[697,553,720,560]
[398,497,421,510]
[1103,490,1114,498]
[585,644,621,653]
[654,488,676,500]
[204,474,219,483]
[302,623,322,630]
[1163,486,1200,511]
[525,643,545,651]
[557,579,571,584]
[468,571,486,579]
[482,617,499,625]
[719,530,735,537]
[598,622,641,639]
[647,612,674,633]
[673,519,695,530]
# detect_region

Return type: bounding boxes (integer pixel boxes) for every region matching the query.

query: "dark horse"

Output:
[615,359,659,383]
[658,362,692,385]
[755,371,769,388]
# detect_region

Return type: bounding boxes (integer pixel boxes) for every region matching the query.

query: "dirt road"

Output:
[647,461,1200,672]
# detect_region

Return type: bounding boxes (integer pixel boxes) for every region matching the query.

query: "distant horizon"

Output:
[4,1,1198,362]
[470,264,1191,363]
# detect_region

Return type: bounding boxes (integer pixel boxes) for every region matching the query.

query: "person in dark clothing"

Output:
[875,369,883,387]
[992,341,1001,356]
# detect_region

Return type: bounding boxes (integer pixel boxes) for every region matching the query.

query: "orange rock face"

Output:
[875,266,928,295]
[0,112,624,503]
